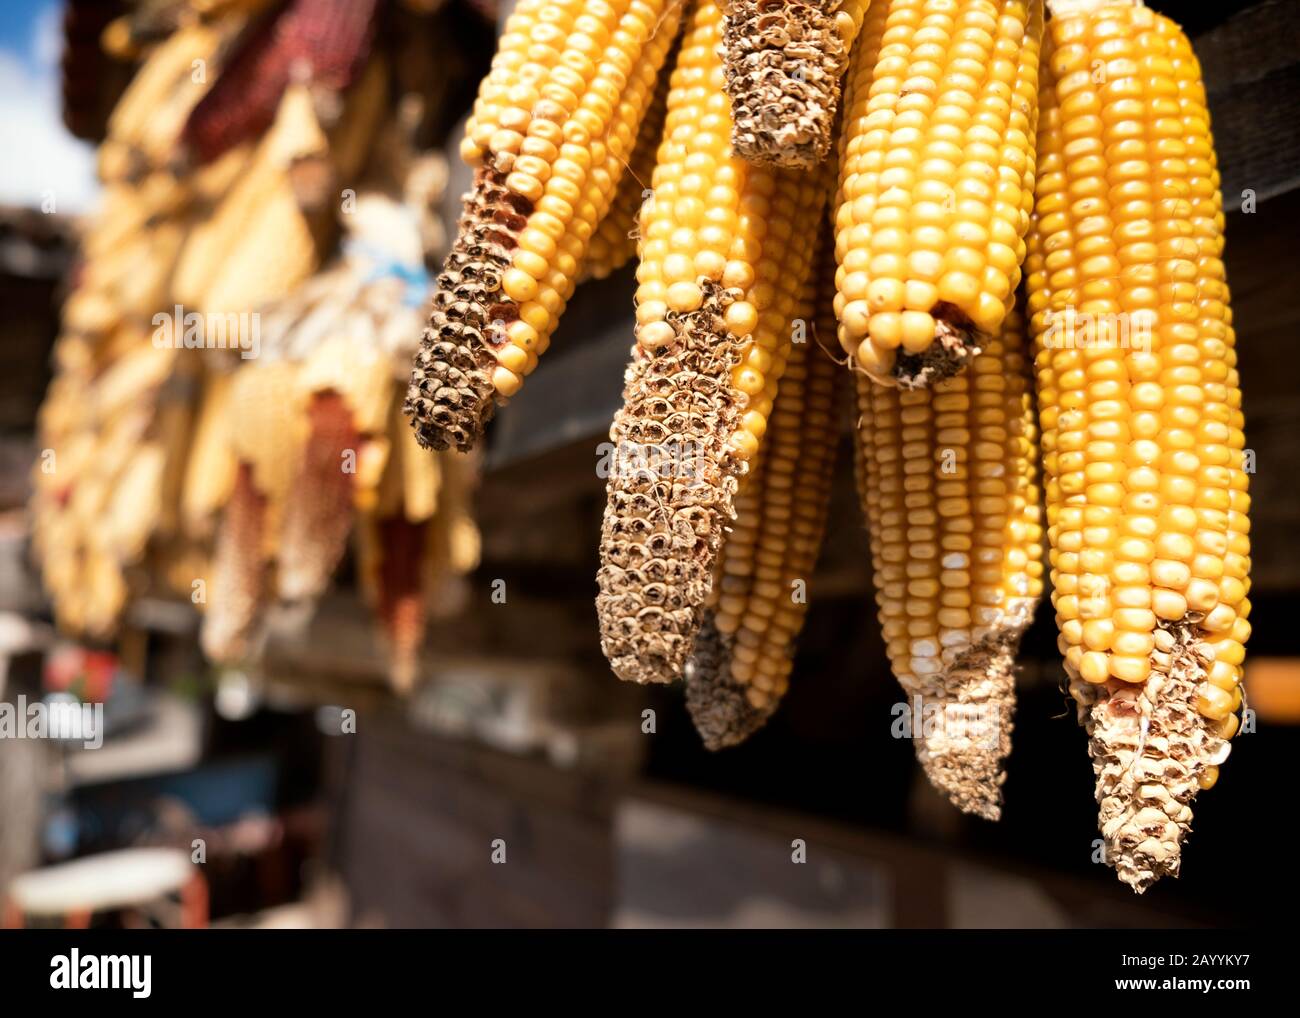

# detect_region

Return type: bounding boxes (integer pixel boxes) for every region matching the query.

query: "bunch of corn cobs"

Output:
[403,0,1250,893]
[31,0,484,691]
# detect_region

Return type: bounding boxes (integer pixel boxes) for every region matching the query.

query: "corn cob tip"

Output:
[371,516,428,695]
[405,167,527,452]
[388,648,420,695]
[684,618,778,750]
[910,635,1020,822]
[722,0,853,169]
[889,307,983,391]
[596,281,748,686]
[1076,621,1233,893]
[404,330,498,453]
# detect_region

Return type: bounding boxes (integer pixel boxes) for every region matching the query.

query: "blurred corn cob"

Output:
[270,184,439,605]
[173,81,331,314]
[180,368,239,539]
[100,16,236,182]
[277,392,363,603]
[357,407,481,692]
[200,359,305,662]
[32,0,427,648]
[181,0,380,164]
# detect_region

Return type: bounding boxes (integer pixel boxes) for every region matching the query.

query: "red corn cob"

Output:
[278,391,361,603]
[375,516,427,692]
[182,0,379,164]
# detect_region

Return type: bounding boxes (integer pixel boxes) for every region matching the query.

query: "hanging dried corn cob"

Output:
[357,405,481,692]
[175,55,389,318]
[721,0,867,168]
[181,370,239,538]
[854,305,1042,818]
[200,360,305,663]
[99,17,235,182]
[405,0,688,452]
[596,0,828,686]
[834,0,1042,388]
[273,192,435,603]
[200,463,270,662]
[30,331,182,639]
[277,392,364,603]
[424,445,483,619]
[358,515,427,691]
[32,1,417,644]
[172,81,331,313]
[1026,0,1248,891]
[581,28,679,282]
[181,0,379,164]
[686,250,843,748]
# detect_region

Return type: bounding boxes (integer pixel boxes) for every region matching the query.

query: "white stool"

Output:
[3,847,207,928]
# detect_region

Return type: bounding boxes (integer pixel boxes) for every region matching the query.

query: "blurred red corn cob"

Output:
[182,0,379,163]
[278,391,361,603]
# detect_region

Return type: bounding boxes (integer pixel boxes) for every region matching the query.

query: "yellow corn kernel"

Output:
[582,37,675,281]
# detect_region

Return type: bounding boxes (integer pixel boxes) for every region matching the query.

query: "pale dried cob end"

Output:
[1073,622,1232,893]
[684,619,777,750]
[912,635,1019,821]
[685,256,843,748]
[277,391,360,603]
[596,280,747,685]
[405,167,529,452]
[201,464,270,664]
[722,0,860,168]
